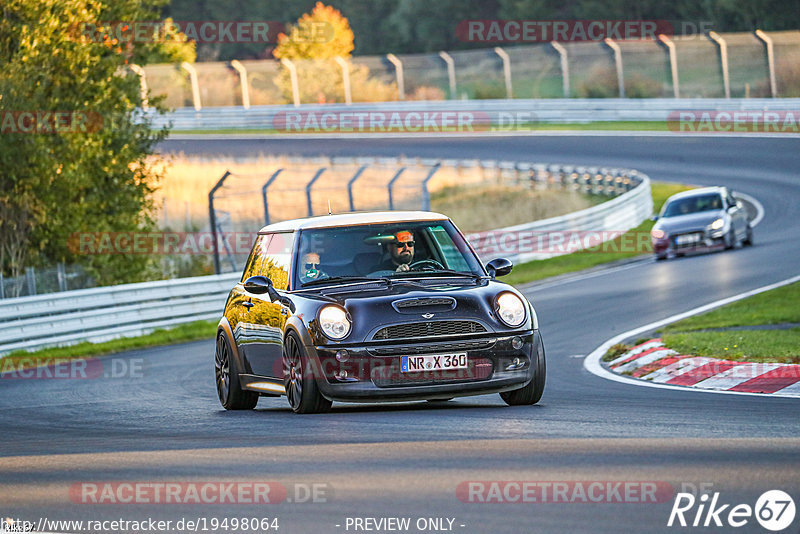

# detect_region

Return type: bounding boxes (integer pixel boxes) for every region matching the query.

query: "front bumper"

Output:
[306,330,540,402]
[653,230,726,255]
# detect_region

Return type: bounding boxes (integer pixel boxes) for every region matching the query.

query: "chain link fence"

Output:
[138,31,800,107]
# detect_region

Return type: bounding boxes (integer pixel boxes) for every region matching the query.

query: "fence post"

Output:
[658,34,680,98]
[229,60,251,109]
[57,263,67,292]
[262,169,285,225]
[0,272,4,299]
[707,31,730,98]
[208,171,231,274]
[306,168,327,217]
[348,165,368,211]
[334,57,352,104]
[550,41,570,97]
[180,62,202,110]
[421,163,442,211]
[280,58,301,106]
[494,47,513,99]
[25,267,36,296]
[754,30,777,98]
[387,167,407,210]
[603,38,625,98]
[439,51,457,99]
[128,64,149,110]
[386,54,405,100]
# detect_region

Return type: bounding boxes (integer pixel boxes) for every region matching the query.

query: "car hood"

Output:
[656,210,725,234]
[299,278,530,340]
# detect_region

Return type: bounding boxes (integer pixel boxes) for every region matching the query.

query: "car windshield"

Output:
[294,220,485,287]
[662,194,723,217]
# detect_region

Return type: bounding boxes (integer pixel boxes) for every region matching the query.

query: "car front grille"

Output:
[371,357,494,388]
[372,320,486,340]
[367,339,495,356]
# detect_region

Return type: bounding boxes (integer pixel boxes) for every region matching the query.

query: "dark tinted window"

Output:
[662,194,723,217]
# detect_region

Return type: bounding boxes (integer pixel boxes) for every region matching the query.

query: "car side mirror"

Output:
[486,258,513,278]
[243,275,272,295]
[650,214,659,222]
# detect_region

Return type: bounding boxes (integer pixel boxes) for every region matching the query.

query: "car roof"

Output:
[258,211,451,233]
[667,186,727,201]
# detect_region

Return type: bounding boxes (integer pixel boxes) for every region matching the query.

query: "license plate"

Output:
[401,353,468,372]
[676,233,700,245]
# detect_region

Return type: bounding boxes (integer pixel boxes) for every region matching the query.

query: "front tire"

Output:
[282,332,332,414]
[743,225,754,246]
[501,335,546,406]
[215,332,258,410]
[725,228,737,250]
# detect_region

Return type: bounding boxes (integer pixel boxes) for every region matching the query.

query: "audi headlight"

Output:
[710,218,724,230]
[495,292,526,327]
[318,305,351,340]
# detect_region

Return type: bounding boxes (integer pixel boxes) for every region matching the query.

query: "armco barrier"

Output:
[0,162,650,356]
[151,98,800,131]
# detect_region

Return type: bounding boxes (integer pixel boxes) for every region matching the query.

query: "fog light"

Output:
[336,349,349,362]
[511,336,523,350]
[340,370,348,378]
[513,357,521,366]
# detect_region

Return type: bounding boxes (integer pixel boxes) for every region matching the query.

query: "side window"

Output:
[241,234,272,282]
[262,232,294,290]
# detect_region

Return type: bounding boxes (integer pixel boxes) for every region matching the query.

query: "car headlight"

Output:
[495,292,526,327]
[651,229,665,239]
[318,305,351,340]
[710,218,724,230]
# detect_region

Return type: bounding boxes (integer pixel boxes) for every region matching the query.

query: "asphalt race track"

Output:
[1,134,799,534]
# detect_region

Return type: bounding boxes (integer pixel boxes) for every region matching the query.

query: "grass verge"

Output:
[504,181,693,286]
[1,320,217,367]
[662,329,800,365]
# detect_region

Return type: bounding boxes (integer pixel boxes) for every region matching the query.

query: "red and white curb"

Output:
[607,339,800,396]
[584,273,800,398]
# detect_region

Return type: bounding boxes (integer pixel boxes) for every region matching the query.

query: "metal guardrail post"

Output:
[306,168,327,217]
[208,171,231,275]
[603,38,625,98]
[280,58,301,106]
[0,272,4,299]
[421,163,442,211]
[707,31,731,99]
[550,41,570,97]
[348,165,368,211]
[386,54,405,100]
[439,51,457,99]
[658,35,680,98]
[387,167,407,210]
[754,30,777,98]
[262,169,284,225]
[334,57,352,105]
[180,62,202,110]
[494,47,513,99]
[229,60,251,109]
[57,263,67,292]
[128,64,149,110]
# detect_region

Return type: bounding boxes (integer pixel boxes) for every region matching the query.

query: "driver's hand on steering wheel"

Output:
[395,263,410,272]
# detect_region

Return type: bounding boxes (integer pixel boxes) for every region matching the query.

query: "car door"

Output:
[727,191,747,238]
[239,232,294,379]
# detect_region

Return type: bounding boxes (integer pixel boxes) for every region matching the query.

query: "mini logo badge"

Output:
[422,313,435,319]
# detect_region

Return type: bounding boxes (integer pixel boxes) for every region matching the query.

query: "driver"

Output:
[379,230,415,272]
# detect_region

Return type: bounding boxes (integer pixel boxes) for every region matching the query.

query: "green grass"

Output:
[662,282,800,332]
[504,181,693,286]
[662,329,800,364]
[2,320,217,367]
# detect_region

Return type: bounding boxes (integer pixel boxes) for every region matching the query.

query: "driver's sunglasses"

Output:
[395,241,415,249]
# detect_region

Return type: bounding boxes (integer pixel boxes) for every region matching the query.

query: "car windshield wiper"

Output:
[301,276,388,288]
[391,269,485,279]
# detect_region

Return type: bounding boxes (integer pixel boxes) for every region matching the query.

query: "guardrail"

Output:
[0,273,239,355]
[0,161,651,356]
[153,98,800,131]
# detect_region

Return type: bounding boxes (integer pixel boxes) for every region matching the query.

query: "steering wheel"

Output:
[409,259,445,271]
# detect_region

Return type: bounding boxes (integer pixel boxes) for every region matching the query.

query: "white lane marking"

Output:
[734,191,765,227]
[583,273,800,398]
[167,131,800,140]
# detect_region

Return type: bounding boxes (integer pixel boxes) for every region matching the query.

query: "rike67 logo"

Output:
[668,490,795,531]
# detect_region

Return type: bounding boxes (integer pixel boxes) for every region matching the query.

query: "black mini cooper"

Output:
[215,211,545,413]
